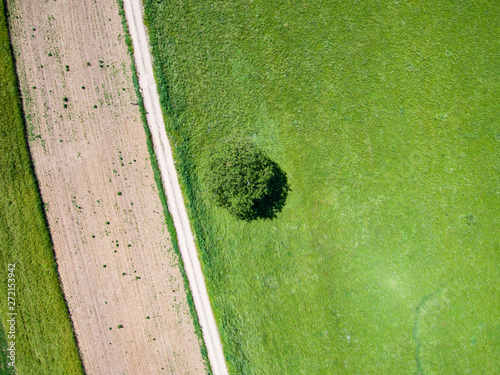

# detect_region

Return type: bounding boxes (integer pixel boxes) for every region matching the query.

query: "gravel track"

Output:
[122,1,229,374]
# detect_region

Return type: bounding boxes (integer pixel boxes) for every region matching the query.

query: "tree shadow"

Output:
[247,161,290,221]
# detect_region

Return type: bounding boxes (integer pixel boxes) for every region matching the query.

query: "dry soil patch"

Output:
[7,0,206,373]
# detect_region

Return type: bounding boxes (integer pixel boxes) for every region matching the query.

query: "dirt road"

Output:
[122,1,229,374]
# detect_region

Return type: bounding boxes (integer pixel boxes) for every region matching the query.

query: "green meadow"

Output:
[0,2,84,374]
[144,0,499,373]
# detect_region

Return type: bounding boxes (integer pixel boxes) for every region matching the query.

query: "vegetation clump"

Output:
[203,138,289,221]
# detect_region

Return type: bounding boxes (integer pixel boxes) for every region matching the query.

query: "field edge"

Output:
[0,0,86,373]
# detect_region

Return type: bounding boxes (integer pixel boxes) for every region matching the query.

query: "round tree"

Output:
[203,138,289,221]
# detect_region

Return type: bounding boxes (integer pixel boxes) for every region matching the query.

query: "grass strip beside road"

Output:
[0,2,85,374]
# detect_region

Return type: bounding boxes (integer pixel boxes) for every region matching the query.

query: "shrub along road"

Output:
[122,1,229,374]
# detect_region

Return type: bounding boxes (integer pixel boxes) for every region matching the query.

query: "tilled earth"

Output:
[7,0,206,373]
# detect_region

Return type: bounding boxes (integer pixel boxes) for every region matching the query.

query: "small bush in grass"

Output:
[202,137,289,221]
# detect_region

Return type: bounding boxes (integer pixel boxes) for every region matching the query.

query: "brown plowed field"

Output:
[7,0,206,373]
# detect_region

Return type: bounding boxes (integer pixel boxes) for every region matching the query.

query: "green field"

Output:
[144,0,499,373]
[0,2,84,374]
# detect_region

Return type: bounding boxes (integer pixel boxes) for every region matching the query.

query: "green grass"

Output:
[144,0,500,373]
[0,2,84,374]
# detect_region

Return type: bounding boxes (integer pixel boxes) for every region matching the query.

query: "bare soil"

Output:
[7,0,206,373]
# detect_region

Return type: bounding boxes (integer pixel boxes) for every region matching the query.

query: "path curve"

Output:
[122,1,229,374]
